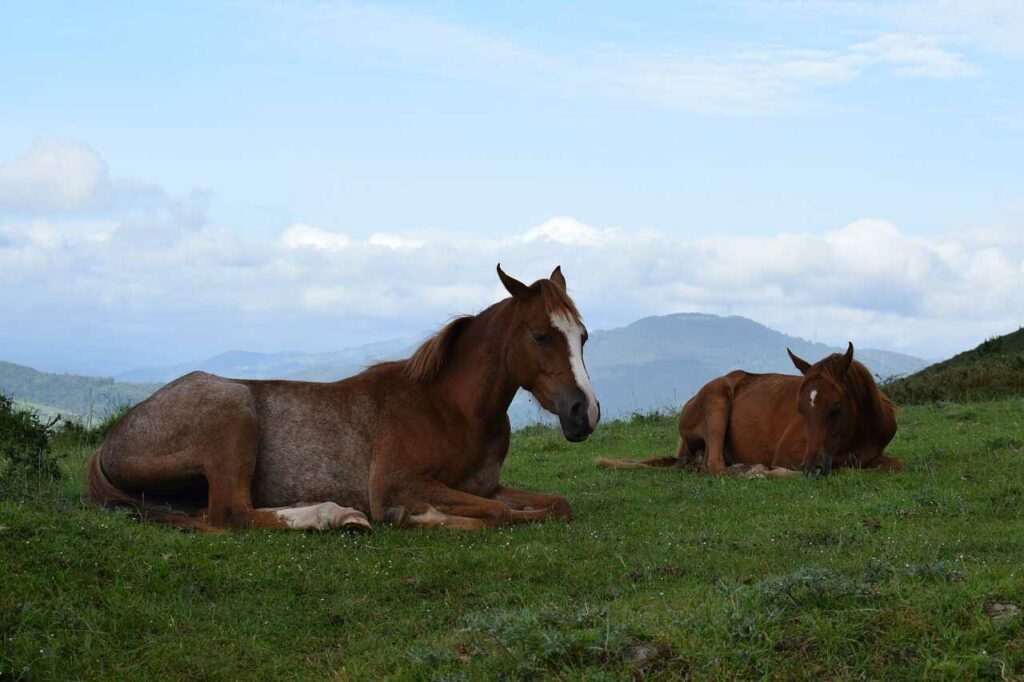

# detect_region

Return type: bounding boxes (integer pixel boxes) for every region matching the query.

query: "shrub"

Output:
[0,393,62,482]
[50,402,131,449]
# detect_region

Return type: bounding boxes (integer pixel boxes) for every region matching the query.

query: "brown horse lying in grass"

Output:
[87,265,600,531]
[598,343,901,477]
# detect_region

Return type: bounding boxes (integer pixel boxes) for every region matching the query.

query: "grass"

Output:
[3,398,1024,680]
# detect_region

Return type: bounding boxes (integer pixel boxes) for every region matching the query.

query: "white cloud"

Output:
[269,1,987,116]
[852,33,980,78]
[522,217,618,246]
[281,222,351,251]
[368,232,426,250]
[817,0,1024,60]
[0,138,111,213]
[4,206,1023,362]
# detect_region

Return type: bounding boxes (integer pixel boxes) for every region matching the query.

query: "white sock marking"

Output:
[550,311,600,428]
[269,502,368,530]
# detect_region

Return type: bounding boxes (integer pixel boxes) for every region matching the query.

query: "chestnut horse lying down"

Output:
[597,344,901,477]
[87,265,600,531]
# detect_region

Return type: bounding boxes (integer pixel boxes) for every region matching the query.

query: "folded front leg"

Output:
[492,486,572,522]
[382,477,515,530]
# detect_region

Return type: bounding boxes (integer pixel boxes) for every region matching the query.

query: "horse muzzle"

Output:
[802,451,834,477]
[556,389,598,442]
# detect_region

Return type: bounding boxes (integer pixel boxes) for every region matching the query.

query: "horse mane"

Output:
[402,315,474,383]
[382,279,582,384]
[818,353,898,423]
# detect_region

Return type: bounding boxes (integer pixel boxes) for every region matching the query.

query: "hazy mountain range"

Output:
[2,313,928,425]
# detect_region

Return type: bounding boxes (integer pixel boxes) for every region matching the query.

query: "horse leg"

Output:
[198,416,290,530]
[381,478,516,530]
[196,403,368,531]
[492,486,572,522]
[854,447,904,472]
[202,430,370,532]
[768,420,806,476]
[867,454,904,472]
[382,506,488,530]
[702,394,731,474]
[762,466,801,478]
[258,502,371,532]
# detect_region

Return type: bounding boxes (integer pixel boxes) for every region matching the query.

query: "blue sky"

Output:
[1,1,1023,374]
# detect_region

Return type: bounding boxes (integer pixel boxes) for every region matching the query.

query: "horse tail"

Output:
[85,450,213,531]
[595,456,682,469]
[595,436,688,469]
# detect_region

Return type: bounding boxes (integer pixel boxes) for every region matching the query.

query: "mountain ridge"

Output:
[2,313,929,423]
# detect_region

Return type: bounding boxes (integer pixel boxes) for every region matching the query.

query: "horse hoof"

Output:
[341,516,372,534]
[382,506,409,526]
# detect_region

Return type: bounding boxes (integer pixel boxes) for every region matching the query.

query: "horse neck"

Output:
[435,303,519,422]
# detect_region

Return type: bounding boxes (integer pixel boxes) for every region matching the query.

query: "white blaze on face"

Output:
[550,311,600,428]
[809,389,818,408]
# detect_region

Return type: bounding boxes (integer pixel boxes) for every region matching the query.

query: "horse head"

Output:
[787,342,859,476]
[497,264,600,442]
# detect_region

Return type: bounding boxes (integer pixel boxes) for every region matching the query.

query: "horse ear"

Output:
[787,348,812,375]
[837,342,854,375]
[496,263,529,298]
[549,265,566,291]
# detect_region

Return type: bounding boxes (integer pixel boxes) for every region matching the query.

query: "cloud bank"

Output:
[1,139,1021,372]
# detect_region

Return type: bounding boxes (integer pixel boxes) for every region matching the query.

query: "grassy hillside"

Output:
[0,361,160,421]
[3,399,1024,679]
[883,327,1024,405]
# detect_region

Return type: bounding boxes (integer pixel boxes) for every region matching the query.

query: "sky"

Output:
[1,0,1023,375]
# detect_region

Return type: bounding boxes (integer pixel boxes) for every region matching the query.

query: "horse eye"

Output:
[829,405,841,416]
[532,332,548,344]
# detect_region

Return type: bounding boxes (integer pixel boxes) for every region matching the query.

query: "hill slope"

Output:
[882,326,1024,404]
[0,361,160,420]
[3,314,928,423]
[510,313,927,423]
[115,339,412,383]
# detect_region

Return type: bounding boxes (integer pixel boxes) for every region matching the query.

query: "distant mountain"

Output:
[3,313,930,425]
[116,338,414,383]
[508,313,929,424]
[0,361,160,421]
[881,326,1024,404]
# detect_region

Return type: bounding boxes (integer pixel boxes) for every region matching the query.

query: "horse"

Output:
[596,343,901,477]
[86,264,601,531]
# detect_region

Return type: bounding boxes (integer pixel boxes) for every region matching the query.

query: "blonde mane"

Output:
[402,316,474,383]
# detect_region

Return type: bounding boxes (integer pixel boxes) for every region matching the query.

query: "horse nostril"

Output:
[569,400,585,419]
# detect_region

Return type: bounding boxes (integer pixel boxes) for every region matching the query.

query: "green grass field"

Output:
[3,398,1024,680]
